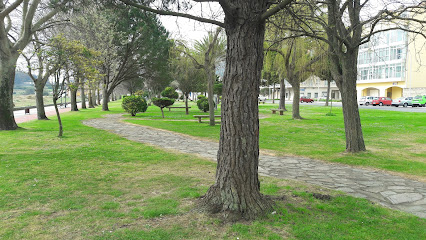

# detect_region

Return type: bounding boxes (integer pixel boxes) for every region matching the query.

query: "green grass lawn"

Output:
[126,101,426,178]
[1,101,425,239]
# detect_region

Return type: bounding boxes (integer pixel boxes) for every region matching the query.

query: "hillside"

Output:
[14,71,35,87]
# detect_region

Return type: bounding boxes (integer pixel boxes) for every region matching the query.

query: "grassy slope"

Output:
[126,101,426,178]
[0,101,424,239]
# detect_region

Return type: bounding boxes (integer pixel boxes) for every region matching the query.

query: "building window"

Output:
[307,93,311,98]
[315,93,318,98]
[359,68,369,80]
[390,45,405,60]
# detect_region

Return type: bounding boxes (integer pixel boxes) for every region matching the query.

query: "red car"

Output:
[372,97,392,106]
[300,96,314,103]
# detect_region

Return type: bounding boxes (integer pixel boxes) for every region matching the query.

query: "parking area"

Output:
[264,100,426,113]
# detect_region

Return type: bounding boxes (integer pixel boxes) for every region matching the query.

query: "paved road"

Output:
[14,103,84,124]
[264,100,426,113]
[83,114,426,219]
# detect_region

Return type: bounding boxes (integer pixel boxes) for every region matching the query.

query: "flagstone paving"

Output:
[83,114,426,219]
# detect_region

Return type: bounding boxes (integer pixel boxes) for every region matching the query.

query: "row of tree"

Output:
[0,1,171,128]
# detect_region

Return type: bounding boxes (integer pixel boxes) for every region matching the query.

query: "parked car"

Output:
[258,96,267,102]
[372,97,392,106]
[358,96,375,106]
[412,95,426,107]
[300,96,314,103]
[392,97,413,107]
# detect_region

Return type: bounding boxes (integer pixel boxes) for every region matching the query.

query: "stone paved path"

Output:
[83,114,426,218]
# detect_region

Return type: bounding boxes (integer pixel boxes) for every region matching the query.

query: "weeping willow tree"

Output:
[264,2,327,119]
[262,51,280,105]
[265,35,325,119]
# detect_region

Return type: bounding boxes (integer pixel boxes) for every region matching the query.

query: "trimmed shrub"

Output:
[122,95,148,116]
[161,87,179,99]
[152,97,175,118]
[197,97,209,112]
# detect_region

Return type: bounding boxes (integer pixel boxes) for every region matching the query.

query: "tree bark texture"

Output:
[81,84,87,109]
[272,83,275,104]
[337,57,366,152]
[102,88,110,111]
[35,84,48,120]
[279,78,287,110]
[97,87,101,105]
[207,68,215,126]
[88,89,95,108]
[70,89,79,111]
[200,1,273,220]
[325,80,331,106]
[289,79,302,119]
[53,98,63,137]
[0,58,18,130]
[185,93,189,115]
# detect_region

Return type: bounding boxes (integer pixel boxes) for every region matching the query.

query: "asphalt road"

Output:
[263,100,426,113]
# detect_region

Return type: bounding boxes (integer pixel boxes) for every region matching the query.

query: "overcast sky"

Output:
[159,1,223,46]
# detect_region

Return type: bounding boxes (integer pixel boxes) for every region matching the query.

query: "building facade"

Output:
[260,76,341,101]
[356,28,426,99]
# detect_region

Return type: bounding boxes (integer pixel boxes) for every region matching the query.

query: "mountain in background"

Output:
[14,71,36,87]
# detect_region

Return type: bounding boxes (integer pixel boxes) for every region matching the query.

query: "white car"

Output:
[258,96,267,102]
[358,96,375,106]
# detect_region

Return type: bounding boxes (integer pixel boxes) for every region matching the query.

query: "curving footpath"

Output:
[83,114,426,219]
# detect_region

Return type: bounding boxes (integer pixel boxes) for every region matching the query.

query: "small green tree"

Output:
[122,95,148,116]
[197,96,209,112]
[152,97,175,118]
[161,87,179,99]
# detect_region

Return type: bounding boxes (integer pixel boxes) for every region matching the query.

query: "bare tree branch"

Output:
[0,0,24,19]
[119,0,225,27]
[262,0,294,20]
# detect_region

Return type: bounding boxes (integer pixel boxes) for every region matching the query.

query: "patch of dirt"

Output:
[312,193,332,201]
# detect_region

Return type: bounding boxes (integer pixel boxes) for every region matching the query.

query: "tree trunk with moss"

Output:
[0,57,19,130]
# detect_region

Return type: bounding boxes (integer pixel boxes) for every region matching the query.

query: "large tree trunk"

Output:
[35,83,48,120]
[325,79,331,106]
[279,78,287,110]
[102,88,110,111]
[70,89,79,111]
[207,68,215,126]
[0,58,19,130]
[200,2,273,220]
[338,57,366,152]
[290,79,303,119]
[81,84,87,109]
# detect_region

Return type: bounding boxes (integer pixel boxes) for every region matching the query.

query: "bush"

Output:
[197,95,206,100]
[152,97,175,118]
[161,87,178,99]
[135,90,148,98]
[197,97,209,112]
[122,95,148,116]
